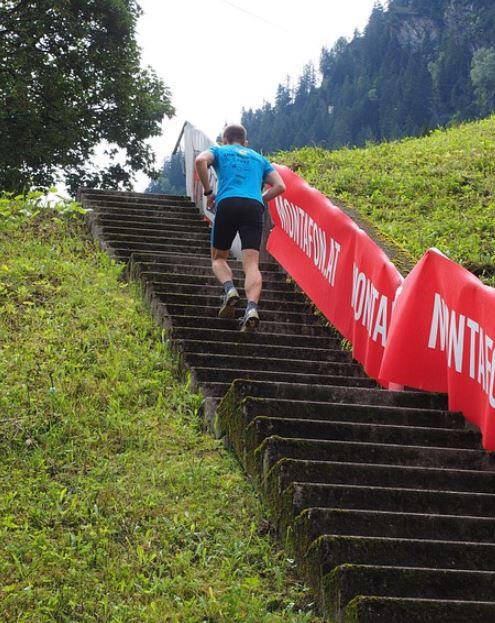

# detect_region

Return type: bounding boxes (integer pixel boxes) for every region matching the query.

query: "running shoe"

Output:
[218,287,240,318]
[240,306,260,332]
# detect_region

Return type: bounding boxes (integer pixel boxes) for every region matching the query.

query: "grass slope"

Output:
[276,115,495,284]
[0,198,318,623]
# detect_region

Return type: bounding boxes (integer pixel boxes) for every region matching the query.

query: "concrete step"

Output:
[101,226,211,242]
[152,291,311,314]
[183,352,363,378]
[89,203,199,217]
[91,205,202,220]
[176,340,352,364]
[343,596,495,623]
[141,278,306,299]
[108,241,211,256]
[327,566,495,622]
[96,216,210,234]
[246,416,479,455]
[133,264,291,286]
[157,309,337,338]
[80,189,193,206]
[278,482,495,542]
[167,327,342,350]
[93,213,211,231]
[129,251,281,272]
[189,368,375,395]
[308,534,495,578]
[256,437,491,482]
[294,508,495,568]
[221,379,449,413]
[264,459,495,513]
[236,417,479,482]
[158,301,323,326]
[239,397,465,429]
[106,233,211,249]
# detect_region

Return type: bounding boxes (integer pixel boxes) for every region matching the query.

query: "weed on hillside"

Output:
[277,116,495,285]
[0,197,319,623]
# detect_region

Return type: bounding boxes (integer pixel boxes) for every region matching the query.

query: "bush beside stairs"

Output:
[79,188,495,623]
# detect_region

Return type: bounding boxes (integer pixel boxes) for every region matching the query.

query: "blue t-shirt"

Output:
[209,144,274,206]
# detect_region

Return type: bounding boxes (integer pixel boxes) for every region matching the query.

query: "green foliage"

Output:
[0,0,174,195]
[147,152,186,196]
[276,115,495,285]
[0,189,86,226]
[242,0,495,153]
[0,205,319,622]
[471,48,495,114]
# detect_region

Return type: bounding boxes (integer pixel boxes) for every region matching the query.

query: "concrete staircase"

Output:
[80,188,495,623]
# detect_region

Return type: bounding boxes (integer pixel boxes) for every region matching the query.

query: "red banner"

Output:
[380,249,495,450]
[267,165,403,383]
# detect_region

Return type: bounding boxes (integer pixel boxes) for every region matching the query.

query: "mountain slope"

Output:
[242,0,495,153]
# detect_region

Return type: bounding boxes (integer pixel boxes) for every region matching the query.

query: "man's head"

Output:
[222,124,247,145]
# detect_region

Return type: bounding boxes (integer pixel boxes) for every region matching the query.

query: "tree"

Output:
[147,152,186,196]
[471,47,495,114]
[0,0,174,194]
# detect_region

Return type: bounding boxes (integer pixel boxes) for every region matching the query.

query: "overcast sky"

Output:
[134,0,378,190]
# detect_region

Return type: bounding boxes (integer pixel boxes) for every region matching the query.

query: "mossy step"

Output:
[89,201,199,214]
[240,397,464,429]
[152,291,311,314]
[256,437,492,484]
[158,301,324,326]
[109,241,211,256]
[101,227,211,242]
[279,483,495,542]
[79,188,193,204]
[148,280,307,300]
[94,214,210,231]
[156,309,335,337]
[294,507,495,568]
[223,379,448,412]
[264,459,495,515]
[133,263,289,284]
[307,534,495,580]
[325,565,495,622]
[246,417,479,462]
[183,353,362,378]
[91,205,202,220]
[343,595,495,623]
[106,233,211,248]
[136,265,298,292]
[129,252,281,272]
[176,340,351,363]
[189,369,375,396]
[168,327,341,350]
[97,217,210,233]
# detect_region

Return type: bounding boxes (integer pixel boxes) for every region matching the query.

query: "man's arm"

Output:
[262,170,286,203]
[195,150,215,194]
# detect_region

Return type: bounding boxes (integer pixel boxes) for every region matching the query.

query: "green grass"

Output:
[276,115,495,284]
[0,198,319,622]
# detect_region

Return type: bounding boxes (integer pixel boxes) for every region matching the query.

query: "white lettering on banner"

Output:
[428,292,495,406]
[275,196,341,286]
[351,264,389,347]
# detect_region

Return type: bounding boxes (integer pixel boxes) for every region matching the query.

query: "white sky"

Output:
[133,0,379,190]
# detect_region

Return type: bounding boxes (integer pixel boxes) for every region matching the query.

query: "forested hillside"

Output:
[276,115,495,284]
[242,0,495,152]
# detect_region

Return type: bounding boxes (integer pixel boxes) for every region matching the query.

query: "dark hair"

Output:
[223,124,247,144]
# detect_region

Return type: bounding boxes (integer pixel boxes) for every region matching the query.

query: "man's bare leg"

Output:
[242,249,262,303]
[240,249,262,331]
[211,247,232,284]
[212,247,239,318]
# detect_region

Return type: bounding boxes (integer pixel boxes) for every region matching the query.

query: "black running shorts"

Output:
[212,197,264,251]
